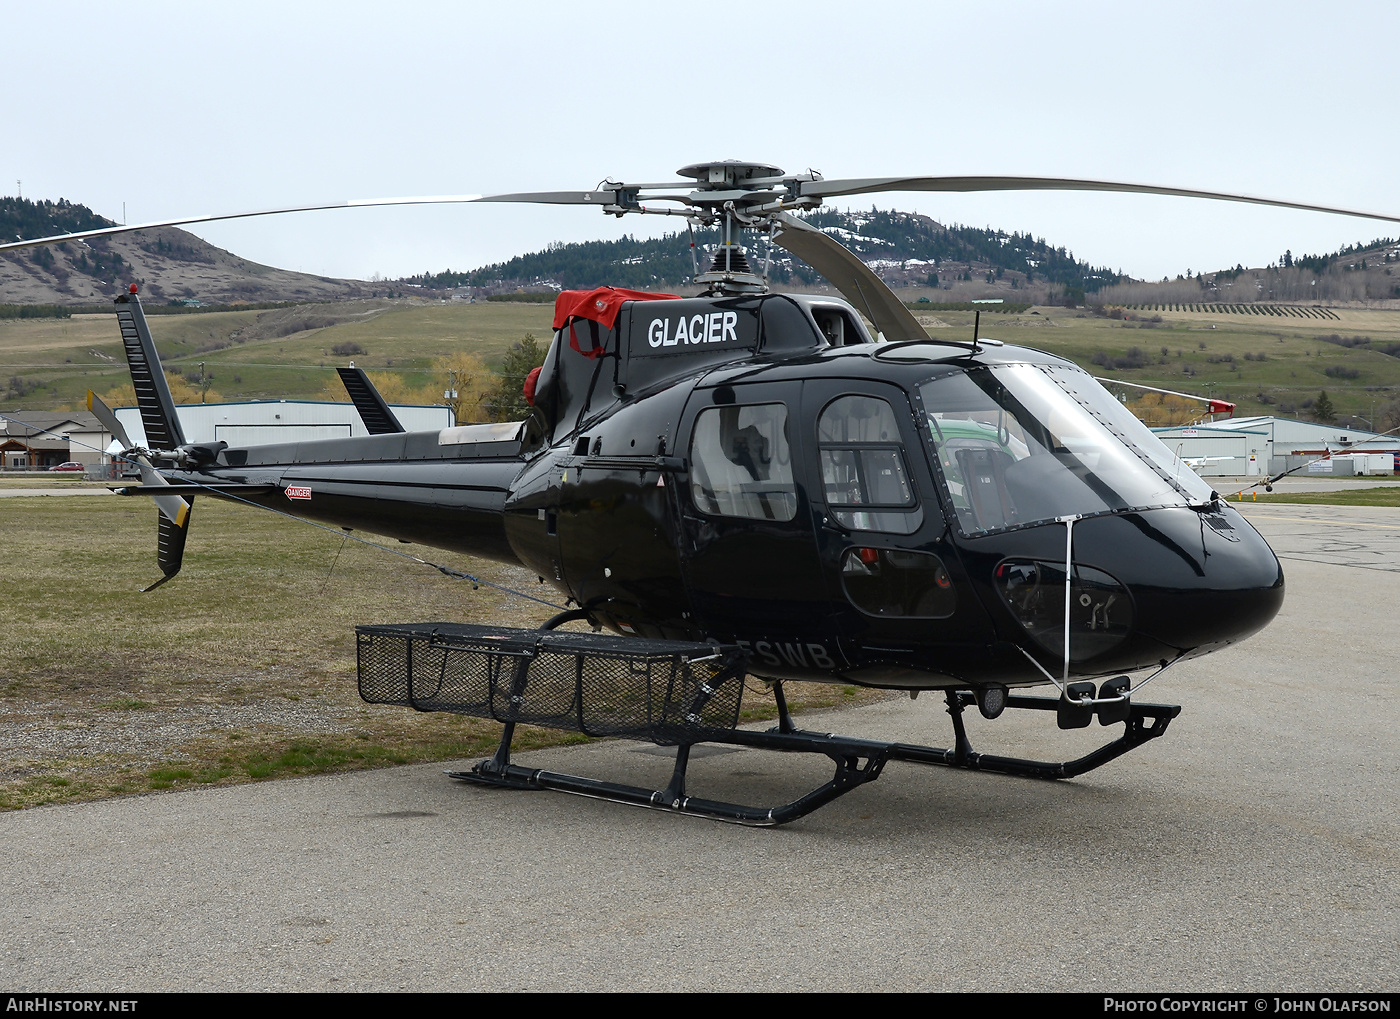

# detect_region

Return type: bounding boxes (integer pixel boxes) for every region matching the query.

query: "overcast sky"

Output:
[8,0,1399,283]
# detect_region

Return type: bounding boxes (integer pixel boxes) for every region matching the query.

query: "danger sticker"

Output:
[284,486,312,500]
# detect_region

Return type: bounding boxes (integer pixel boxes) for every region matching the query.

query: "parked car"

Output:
[48,462,86,472]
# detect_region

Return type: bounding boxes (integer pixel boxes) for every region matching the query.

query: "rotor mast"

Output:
[600,160,825,295]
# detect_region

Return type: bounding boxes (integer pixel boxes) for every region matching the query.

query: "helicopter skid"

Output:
[882,691,1181,780]
[447,692,1181,827]
[449,727,888,827]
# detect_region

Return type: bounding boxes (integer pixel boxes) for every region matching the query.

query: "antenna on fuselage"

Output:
[970,299,1002,352]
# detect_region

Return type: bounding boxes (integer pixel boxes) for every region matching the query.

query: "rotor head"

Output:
[675,161,787,190]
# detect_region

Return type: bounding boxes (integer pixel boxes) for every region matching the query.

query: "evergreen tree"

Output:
[483,333,547,422]
[1314,390,1335,423]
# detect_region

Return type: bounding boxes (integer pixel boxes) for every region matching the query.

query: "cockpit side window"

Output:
[811,308,868,347]
[818,395,923,535]
[689,403,797,521]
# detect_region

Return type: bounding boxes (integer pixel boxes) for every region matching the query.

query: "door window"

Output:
[818,395,922,534]
[689,403,797,521]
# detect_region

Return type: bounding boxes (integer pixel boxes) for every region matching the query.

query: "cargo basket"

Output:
[356,622,745,740]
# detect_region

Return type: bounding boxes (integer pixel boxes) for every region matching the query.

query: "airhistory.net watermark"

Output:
[5,1001,137,1013]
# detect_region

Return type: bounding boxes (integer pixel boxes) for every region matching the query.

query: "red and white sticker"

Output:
[284,485,312,500]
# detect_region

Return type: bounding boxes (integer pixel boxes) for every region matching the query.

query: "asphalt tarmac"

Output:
[2,504,1397,992]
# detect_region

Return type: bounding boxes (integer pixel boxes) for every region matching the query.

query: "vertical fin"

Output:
[142,496,194,592]
[336,366,405,434]
[114,290,185,449]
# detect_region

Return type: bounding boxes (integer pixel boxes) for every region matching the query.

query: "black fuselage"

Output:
[164,295,1283,692]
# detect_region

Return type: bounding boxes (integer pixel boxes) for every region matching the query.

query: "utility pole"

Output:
[199,362,208,404]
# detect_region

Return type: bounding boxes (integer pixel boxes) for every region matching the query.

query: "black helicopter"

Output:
[6,162,1398,825]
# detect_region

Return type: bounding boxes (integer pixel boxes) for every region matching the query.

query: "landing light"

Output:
[976,684,1008,719]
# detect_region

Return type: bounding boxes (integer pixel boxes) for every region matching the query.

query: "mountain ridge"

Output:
[400,208,1122,302]
[1,197,370,306]
[5,196,1398,309]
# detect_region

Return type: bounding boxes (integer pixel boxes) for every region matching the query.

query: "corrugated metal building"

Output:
[1152,416,1398,476]
[1151,423,1269,475]
[115,400,453,449]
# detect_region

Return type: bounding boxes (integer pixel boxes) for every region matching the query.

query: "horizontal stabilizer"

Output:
[337,367,405,434]
[114,482,275,497]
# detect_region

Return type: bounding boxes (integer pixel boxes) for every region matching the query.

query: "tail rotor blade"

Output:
[86,390,133,449]
[148,483,191,528]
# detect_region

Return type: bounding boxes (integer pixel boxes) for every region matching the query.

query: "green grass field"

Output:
[5,299,1400,422]
[1229,485,1400,507]
[0,300,557,409]
[935,304,1400,424]
[0,490,875,810]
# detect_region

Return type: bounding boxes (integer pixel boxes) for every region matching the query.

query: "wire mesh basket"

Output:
[356,622,745,740]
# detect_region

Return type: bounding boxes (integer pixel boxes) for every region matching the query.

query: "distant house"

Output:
[0,411,109,470]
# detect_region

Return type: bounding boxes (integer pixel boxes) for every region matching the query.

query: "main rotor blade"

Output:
[772,213,929,342]
[0,190,618,255]
[0,195,476,253]
[472,190,621,205]
[799,175,1400,225]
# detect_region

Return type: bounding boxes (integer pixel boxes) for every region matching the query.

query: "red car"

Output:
[48,462,86,472]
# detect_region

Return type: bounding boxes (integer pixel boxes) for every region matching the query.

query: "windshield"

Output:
[917,364,1213,535]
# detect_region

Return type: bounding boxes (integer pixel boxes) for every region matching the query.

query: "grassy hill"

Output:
[1093,237,1400,307]
[0,300,554,411]
[0,197,370,306]
[5,297,1400,430]
[917,304,1400,428]
[4,197,1400,429]
[402,208,1121,304]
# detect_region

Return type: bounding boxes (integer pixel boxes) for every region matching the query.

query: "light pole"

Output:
[1356,401,1377,433]
[444,369,460,425]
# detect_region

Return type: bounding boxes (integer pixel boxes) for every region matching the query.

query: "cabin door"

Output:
[675,380,843,677]
[801,378,995,685]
